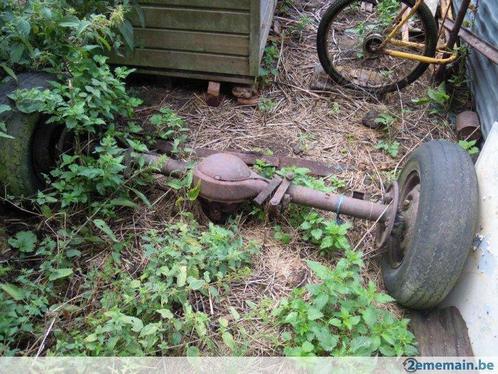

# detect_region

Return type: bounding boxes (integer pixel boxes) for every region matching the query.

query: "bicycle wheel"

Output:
[317,0,438,94]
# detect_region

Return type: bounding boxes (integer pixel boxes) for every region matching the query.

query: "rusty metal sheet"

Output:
[443,19,498,64]
[154,140,346,176]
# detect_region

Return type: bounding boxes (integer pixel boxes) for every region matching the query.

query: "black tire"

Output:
[317,0,438,94]
[382,140,479,309]
[0,72,57,197]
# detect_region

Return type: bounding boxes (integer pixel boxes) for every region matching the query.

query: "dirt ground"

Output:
[125,0,459,355]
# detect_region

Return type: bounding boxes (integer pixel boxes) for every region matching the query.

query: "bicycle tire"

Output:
[317,0,438,94]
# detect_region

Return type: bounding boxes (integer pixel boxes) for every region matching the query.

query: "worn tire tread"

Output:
[382,140,479,309]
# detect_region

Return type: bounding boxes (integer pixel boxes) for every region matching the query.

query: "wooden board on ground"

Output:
[410,306,474,356]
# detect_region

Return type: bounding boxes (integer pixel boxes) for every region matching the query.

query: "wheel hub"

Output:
[363,33,385,55]
[381,172,422,268]
[375,182,400,249]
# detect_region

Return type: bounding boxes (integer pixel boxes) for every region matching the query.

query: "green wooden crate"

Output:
[111,0,277,84]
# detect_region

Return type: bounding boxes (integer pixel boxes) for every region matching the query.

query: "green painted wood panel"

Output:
[132,7,250,34]
[138,0,250,10]
[134,29,249,56]
[113,48,250,75]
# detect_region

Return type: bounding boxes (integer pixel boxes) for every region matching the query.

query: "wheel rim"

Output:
[321,0,430,91]
[389,170,421,268]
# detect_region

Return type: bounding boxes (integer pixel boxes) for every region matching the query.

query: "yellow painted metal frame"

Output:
[379,0,458,65]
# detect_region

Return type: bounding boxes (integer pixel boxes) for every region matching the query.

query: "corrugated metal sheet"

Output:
[453,0,498,137]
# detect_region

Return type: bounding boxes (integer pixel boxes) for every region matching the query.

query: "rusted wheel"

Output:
[381,140,479,309]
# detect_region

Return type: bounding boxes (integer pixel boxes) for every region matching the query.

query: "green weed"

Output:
[274,251,418,356]
[458,140,479,156]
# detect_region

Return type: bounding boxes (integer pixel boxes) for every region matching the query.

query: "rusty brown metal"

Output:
[154,140,345,176]
[253,176,282,205]
[456,111,481,141]
[287,185,388,221]
[443,18,498,64]
[139,153,188,177]
[435,0,472,82]
[375,182,400,249]
[193,153,268,203]
[269,173,293,207]
[142,151,390,223]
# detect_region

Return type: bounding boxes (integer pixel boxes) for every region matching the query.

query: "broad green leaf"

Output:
[122,316,143,332]
[130,187,152,208]
[93,219,118,242]
[362,307,378,328]
[0,64,16,81]
[311,325,338,352]
[229,307,240,321]
[49,268,73,281]
[0,283,25,300]
[350,336,375,355]
[307,307,323,321]
[140,323,159,337]
[222,332,237,351]
[186,346,200,357]
[177,266,187,287]
[187,277,205,290]
[156,309,174,319]
[310,228,323,241]
[301,341,314,353]
[305,260,330,280]
[8,231,37,253]
[84,333,98,343]
[375,293,395,304]
[0,104,10,114]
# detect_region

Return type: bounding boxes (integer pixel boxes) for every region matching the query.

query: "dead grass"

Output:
[0,0,470,357]
[122,0,460,355]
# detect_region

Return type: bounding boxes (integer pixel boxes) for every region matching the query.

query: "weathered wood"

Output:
[248,0,261,77]
[111,0,277,83]
[410,307,474,356]
[113,49,250,75]
[259,0,278,61]
[131,7,251,34]
[133,68,255,84]
[138,0,251,10]
[134,29,249,56]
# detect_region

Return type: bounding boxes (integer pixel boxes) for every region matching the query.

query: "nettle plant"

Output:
[51,218,259,356]
[274,250,418,357]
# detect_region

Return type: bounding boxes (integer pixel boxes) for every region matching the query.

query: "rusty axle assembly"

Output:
[140,152,398,247]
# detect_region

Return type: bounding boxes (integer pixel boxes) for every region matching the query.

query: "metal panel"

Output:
[453,0,498,137]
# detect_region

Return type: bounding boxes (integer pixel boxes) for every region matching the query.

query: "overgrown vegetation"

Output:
[0,0,418,358]
[275,254,418,356]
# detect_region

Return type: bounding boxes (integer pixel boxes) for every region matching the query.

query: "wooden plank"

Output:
[410,307,474,356]
[113,48,250,75]
[132,68,256,84]
[138,0,250,10]
[132,6,250,34]
[259,0,277,60]
[249,0,261,76]
[134,29,249,56]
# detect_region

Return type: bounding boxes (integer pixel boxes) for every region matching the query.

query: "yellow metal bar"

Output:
[382,0,424,47]
[383,49,459,64]
[389,39,426,50]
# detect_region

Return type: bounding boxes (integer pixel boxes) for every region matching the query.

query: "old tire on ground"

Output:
[0,72,60,197]
[382,140,479,309]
